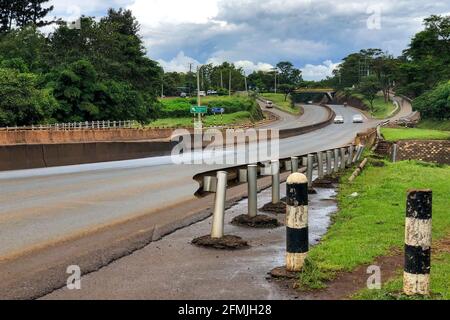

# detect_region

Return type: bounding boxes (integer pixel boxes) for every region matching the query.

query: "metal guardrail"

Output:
[0,120,139,131]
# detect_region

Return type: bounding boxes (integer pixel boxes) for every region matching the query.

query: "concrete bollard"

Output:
[404,190,432,296]
[307,154,314,188]
[347,145,354,167]
[340,148,347,171]
[334,149,340,173]
[291,157,299,174]
[326,150,333,175]
[271,160,281,204]
[248,165,258,218]
[211,171,228,239]
[317,152,324,179]
[286,173,309,272]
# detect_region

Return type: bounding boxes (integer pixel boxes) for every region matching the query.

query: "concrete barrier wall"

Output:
[0,141,177,171]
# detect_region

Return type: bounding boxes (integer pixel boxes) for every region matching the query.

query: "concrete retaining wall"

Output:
[397,140,450,164]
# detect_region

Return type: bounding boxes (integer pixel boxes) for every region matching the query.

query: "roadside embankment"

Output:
[294,155,450,300]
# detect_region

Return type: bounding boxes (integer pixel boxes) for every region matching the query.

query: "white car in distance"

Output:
[334,115,345,124]
[352,114,364,123]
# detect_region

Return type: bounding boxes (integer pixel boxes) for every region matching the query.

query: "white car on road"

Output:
[352,114,364,123]
[266,101,274,108]
[334,115,345,124]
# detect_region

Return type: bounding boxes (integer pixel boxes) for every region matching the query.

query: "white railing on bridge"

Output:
[0,120,139,131]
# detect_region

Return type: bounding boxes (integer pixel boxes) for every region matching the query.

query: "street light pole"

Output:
[197,66,202,125]
[229,70,232,97]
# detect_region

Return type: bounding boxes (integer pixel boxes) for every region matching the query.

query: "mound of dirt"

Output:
[269,266,299,279]
[260,202,287,214]
[231,214,281,228]
[192,235,249,250]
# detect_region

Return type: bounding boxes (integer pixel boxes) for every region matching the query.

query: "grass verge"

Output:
[147,111,254,128]
[417,119,450,132]
[381,128,450,142]
[351,94,396,119]
[296,159,450,296]
[353,251,450,300]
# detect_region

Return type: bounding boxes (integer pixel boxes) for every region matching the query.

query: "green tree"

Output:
[413,80,450,119]
[0,67,57,126]
[276,61,302,86]
[358,76,381,113]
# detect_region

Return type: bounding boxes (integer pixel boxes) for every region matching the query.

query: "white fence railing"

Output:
[0,120,139,131]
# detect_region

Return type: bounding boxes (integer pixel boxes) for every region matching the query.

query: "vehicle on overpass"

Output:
[352,114,364,123]
[265,101,274,108]
[334,115,345,124]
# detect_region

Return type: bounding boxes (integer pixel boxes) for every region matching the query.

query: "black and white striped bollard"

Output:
[286,173,309,272]
[404,189,432,296]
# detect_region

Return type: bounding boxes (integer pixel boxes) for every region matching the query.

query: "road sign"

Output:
[190,106,208,114]
[211,108,225,114]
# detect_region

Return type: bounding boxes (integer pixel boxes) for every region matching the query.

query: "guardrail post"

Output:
[286,173,309,272]
[347,145,354,167]
[404,190,432,296]
[340,148,347,171]
[356,145,365,162]
[334,149,340,173]
[291,157,299,174]
[326,150,333,175]
[211,171,228,239]
[248,165,258,218]
[271,160,280,204]
[307,154,314,189]
[317,152,324,179]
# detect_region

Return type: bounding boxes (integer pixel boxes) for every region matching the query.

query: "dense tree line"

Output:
[322,15,450,119]
[0,7,162,126]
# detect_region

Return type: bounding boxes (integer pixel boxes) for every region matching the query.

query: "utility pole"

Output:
[197,66,202,125]
[229,70,232,97]
[188,63,193,97]
[220,70,223,88]
[273,69,278,94]
[161,74,164,98]
[244,72,248,94]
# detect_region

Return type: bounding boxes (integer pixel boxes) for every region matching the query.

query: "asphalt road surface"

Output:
[257,102,330,130]
[0,105,373,261]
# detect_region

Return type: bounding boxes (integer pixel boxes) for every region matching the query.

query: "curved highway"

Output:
[257,102,330,130]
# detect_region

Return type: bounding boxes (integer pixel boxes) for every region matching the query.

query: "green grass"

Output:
[417,119,450,131]
[297,160,450,294]
[382,128,450,142]
[353,252,450,300]
[147,111,254,128]
[260,93,301,115]
[351,94,396,119]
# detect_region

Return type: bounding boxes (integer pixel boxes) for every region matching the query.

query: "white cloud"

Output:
[301,60,340,81]
[127,0,220,27]
[157,51,200,72]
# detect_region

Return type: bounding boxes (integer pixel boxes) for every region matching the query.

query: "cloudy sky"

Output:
[47,0,450,80]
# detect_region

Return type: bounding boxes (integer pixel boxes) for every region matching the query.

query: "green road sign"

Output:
[190,106,208,114]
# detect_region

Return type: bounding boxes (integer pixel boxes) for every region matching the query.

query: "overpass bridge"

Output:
[292,88,337,104]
